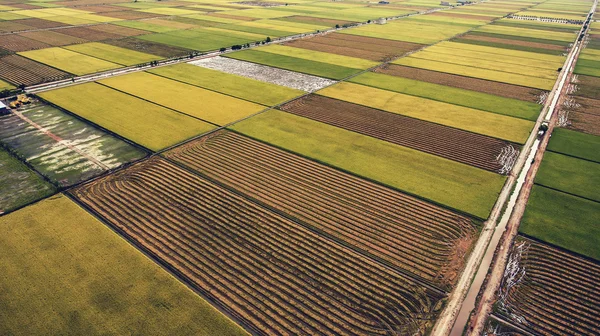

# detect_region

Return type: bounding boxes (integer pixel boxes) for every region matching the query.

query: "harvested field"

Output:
[0,34,50,52]
[276,15,355,26]
[494,237,600,336]
[568,111,600,136]
[19,30,87,46]
[10,18,67,29]
[573,96,600,116]
[456,34,565,51]
[0,148,55,214]
[283,35,421,62]
[0,54,71,85]
[58,26,123,41]
[87,23,148,37]
[0,100,147,186]
[375,64,544,102]
[73,156,448,336]
[574,75,600,101]
[0,21,33,33]
[100,10,162,20]
[166,130,479,287]
[191,56,336,92]
[105,37,191,57]
[280,95,516,173]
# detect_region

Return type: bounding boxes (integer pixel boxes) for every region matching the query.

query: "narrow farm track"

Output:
[279,95,515,172]
[495,238,600,336]
[72,157,446,336]
[164,130,478,288]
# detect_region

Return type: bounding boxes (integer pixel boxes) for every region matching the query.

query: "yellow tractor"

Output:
[8,94,31,109]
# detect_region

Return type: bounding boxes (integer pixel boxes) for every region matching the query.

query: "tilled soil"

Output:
[0,55,71,85]
[375,64,544,102]
[19,30,87,47]
[280,94,514,172]
[59,26,123,41]
[0,34,50,52]
[87,24,149,37]
[106,37,191,58]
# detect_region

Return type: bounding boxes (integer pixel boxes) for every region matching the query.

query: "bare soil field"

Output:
[458,34,565,51]
[88,24,148,37]
[375,64,544,102]
[165,130,479,288]
[16,18,69,29]
[278,15,354,26]
[429,12,496,21]
[59,26,123,41]
[574,96,600,115]
[73,156,447,336]
[0,55,70,85]
[284,34,422,62]
[0,34,50,52]
[20,31,87,47]
[568,111,600,136]
[191,56,336,92]
[280,95,515,172]
[493,237,600,336]
[106,38,191,58]
[574,74,600,99]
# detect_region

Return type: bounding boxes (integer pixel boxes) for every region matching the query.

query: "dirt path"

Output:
[438,1,597,334]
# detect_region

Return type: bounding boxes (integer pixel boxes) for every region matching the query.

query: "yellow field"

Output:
[257,44,379,69]
[65,43,161,66]
[429,42,565,65]
[19,48,120,75]
[318,82,533,143]
[475,25,576,42]
[39,83,214,151]
[99,72,266,126]
[393,57,556,90]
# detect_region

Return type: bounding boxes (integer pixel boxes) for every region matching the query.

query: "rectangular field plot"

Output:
[38,83,215,151]
[225,49,362,79]
[148,63,304,106]
[137,28,259,52]
[0,148,55,214]
[474,25,577,43]
[165,130,480,288]
[0,100,147,186]
[254,44,379,69]
[520,185,600,261]
[279,95,518,173]
[547,128,600,163]
[99,72,265,125]
[0,195,247,336]
[535,152,600,202]
[190,56,336,92]
[282,33,425,62]
[493,237,600,335]
[64,42,161,66]
[18,47,121,75]
[318,82,533,144]
[351,72,541,120]
[72,157,448,336]
[230,110,506,219]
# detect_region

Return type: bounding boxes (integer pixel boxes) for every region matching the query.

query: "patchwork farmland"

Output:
[0,0,598,334]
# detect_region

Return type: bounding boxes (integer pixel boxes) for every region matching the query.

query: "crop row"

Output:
[497,238,600,336]
[72,157,446,336]
[280,95,513,172]
[165,130,478,288]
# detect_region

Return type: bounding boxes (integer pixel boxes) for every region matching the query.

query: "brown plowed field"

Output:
[280,95,513,172]
[0,55,71,85]
[575,74,600,99]
[495,238,600,336]
[458,34,565,50]
[165,130,479,288]
[105,37,191,57]
[13,18,68,29]
[72,157,447,336]
[568,111,600,136]
[574,96,600,116]
[429,12,496,21]
[279,15,354,26]
[87,24,148,37]
[375,64,543,102]
[285,33,423,61]
[19,30,87,46]
[0,21,34,33]
[59,26,122,41]
[0,34,50,52]
[100,10,163,20]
